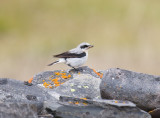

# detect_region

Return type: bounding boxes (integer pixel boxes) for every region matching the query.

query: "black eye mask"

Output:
[80,45,89,49]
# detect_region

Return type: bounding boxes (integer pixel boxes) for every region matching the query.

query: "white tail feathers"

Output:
[47,59,65,66]
[47,61,59,66]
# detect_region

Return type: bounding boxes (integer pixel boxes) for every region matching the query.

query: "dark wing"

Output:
[54,51,86,58]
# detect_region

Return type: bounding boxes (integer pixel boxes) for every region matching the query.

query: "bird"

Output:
[47,42,93,70]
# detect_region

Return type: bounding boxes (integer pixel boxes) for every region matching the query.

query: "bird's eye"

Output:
[80,45,88,49]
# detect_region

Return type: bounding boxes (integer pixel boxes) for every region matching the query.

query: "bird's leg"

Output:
[73,68,80,73]
[68,64,79,72]
[72,67,76,69]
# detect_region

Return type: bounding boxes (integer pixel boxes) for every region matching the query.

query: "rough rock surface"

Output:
[0,67,154,118]
[0,101,38,118]
[44,96,150,118]
[32,66,102,85]
[100,68,160,111]
[52,74,101,99]
[0,78,50,118]
[34,66,102,99]
[0,78,50,102]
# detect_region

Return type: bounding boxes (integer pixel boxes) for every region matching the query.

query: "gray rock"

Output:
[33,66,102,85]
[100,68,160,111]
[1,67,155,118]
[0,78,50,102]
[0,101,38,118]
[44,96,151,118]
[0,78,50,118]
[34,66,102,99]
[32,70,73,85]
[52,74,101,99]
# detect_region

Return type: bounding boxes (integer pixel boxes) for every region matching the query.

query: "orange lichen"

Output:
[114,101,118,103]
[61,73,66,76]
[92,69,103,78]
[98,73,103,78]
[60,82,64,85]
[54,81,60,84]
[61,74,71,79]
[92,69,97,73]
[51,77,58,82]
[51,77,63,87]
[68,101,73,104]
[81,98,87,100]
[61,75,68,79]
[43,72,72,88]
[43,82,51,88]
[49,86,53,89]
[28,77,33,83]
[74,102,79,105]
[149,110,154,113]
[55,72,60,76]
[53,78,58,81]
[83,102,88,105]
[54,71,71,79]
[55,84,60,87]
[68,74,71,78]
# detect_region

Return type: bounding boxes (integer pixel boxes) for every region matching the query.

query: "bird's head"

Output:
[77,42,94,51]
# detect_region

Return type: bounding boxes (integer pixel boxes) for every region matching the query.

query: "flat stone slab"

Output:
[100,68,160,111]
[44,96,151,118]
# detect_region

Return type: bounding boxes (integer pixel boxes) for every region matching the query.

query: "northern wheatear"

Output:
[48,42,93,69]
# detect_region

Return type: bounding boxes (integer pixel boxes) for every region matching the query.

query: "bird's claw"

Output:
[69,68,79,73]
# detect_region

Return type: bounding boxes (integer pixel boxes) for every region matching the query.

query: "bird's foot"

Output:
[69,67,84,73]
[69,68,79,73]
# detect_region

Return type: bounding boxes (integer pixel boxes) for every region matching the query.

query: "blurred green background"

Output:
[0,0,160,80]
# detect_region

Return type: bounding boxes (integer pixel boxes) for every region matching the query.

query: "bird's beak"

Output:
[88,45,94,49]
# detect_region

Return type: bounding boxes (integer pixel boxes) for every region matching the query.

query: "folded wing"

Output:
[54,51,86,58]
